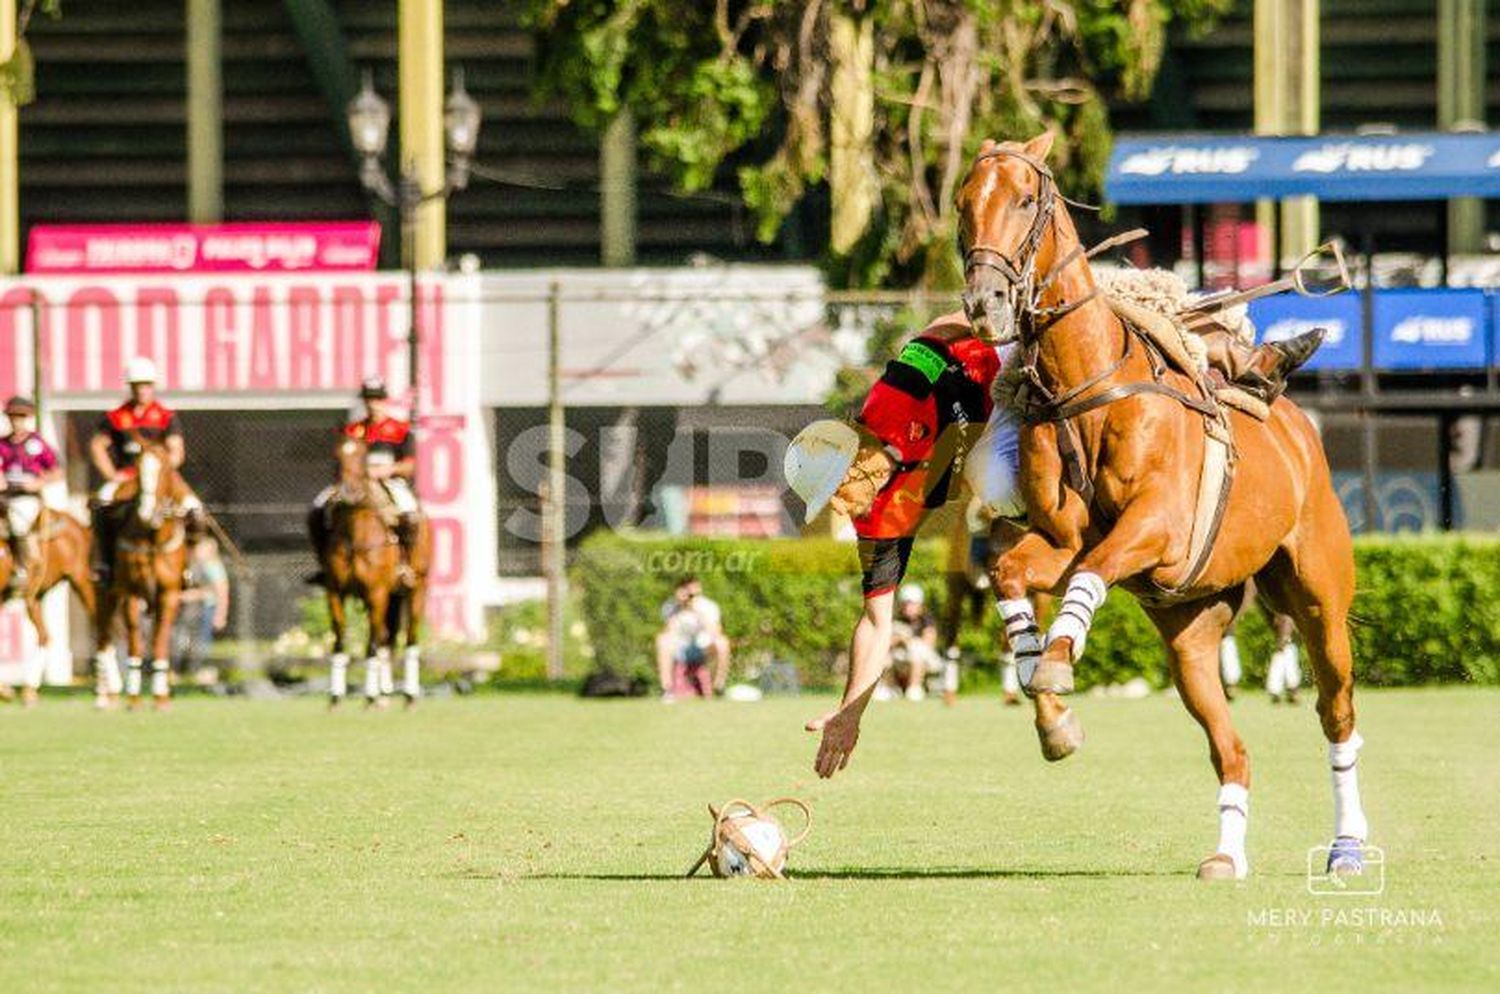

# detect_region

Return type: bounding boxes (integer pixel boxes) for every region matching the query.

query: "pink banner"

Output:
[26,222,382,274]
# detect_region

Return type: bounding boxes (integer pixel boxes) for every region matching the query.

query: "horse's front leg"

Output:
[992,528,1084,759]
[150,583,182,710]
[326,588,350,707]
[364,586,391,708]
[1032,495,1180,695]
[93,583,122,709]
[21,590,49,707]
[124,596,146,709]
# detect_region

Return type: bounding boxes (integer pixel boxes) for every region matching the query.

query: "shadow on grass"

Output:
[452,865,1184,882]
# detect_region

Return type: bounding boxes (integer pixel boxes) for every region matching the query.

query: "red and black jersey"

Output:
[98,401,180,472]
[344,417,413,463]
[854,332,999,541]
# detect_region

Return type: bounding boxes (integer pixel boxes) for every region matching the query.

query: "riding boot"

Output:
[396,513,421,587]
[305,506,332,585]
[1226,327,1327,404]
[91,504,116,584]
[6,534,25,594]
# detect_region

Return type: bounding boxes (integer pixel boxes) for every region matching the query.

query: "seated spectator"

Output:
[655,575,730,701]
[887,583,940,701]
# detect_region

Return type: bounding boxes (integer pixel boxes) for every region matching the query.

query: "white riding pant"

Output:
[6,495,41,537]
[313,478,418,515]
[96,479,201,512]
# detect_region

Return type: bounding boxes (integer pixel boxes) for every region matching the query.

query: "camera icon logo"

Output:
[1306,843,1385,896]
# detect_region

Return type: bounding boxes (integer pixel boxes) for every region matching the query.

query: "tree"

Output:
[0,1,64,107]
[526,0,1231,288]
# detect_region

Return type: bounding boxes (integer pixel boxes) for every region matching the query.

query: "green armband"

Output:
[896,341,947,384]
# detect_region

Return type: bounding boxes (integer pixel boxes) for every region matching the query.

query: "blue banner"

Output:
[1107,132,1500,205]
[1248,292,1364,371]
[1373,289,1488,370]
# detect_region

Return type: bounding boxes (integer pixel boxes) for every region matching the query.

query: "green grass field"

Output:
[2,688,1497,993]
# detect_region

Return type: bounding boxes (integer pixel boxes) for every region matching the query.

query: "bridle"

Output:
[961,147,1100,341]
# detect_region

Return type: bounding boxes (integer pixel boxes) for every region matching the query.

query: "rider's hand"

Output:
[367,464,391,480]
[806,703,865,779]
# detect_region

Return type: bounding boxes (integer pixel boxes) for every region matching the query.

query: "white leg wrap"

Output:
[1218,635,1242,687]
[150,659,170,698]
[329,653,349,698]
[1045,572,1107,661]
[96,647,122,695]
[402,646,421,697]
[1000,651,1020,695]
[125,658,143,697]
[1216,782,1250,879]
[942,658,959,694]
[1329,731,1368,840]
[997,598,1041,684]
[1284,643,1302,690]
[378,649,395,696]
[21,648,44,691]
[364,657,381,700]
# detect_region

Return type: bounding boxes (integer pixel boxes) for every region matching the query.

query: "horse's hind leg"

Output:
[1145,588,1251,880]
[1257,504,1369,876]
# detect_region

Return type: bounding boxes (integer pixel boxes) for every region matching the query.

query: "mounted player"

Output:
[0,396,63,595]
[308,377,423,584]
[784,310,1074,776]
[89,357,205,581]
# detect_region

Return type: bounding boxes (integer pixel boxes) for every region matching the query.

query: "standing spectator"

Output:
[174,538,230,676]
[655,575,730,700]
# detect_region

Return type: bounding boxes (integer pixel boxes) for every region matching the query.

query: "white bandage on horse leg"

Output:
[1045,571,1107,661]
[125,658,144,697]
[1329,731,1369,840]
[1000,651,1020,695]
[1283,643,1302,690]
[150,659,170,698]
[402,646,421,697]
[997,598,1042,684]
[1216,782,1250,879]
[1219,634,1242,688]
[378,649,395,696]
[96,647,123,695]
[22,648,45,691]
[363,657,381,700]
[329,653,349,698]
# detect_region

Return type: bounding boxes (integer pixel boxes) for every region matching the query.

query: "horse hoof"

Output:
[1025,659,1075,696]
[126,696,142,712]
[328,695,343,710]
[21,688,39,709]
[1037,709,1084,762]
[153,696,171,712]
[403,694,418,710]
[1196,854,1241,881]
[1326,836,1365,877]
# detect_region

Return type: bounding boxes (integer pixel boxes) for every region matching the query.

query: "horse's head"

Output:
[132,438,187,529]
[335,436,369,502]
[955,132,1060,344]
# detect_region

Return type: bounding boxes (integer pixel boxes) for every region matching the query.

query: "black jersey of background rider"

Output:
[98,401,181,471]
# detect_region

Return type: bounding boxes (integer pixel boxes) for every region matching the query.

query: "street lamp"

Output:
[347,67,482,444]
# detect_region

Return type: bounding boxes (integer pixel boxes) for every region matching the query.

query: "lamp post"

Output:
[347,67,482,448]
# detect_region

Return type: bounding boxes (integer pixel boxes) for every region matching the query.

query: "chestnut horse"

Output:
[956,133,1369,881]
[0,506,104,707]
[316,436,427,708]
[94,442,193,710]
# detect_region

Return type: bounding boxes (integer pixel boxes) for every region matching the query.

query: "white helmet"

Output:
[783,420,860,524]
[124,356,158,384]
[898,582,925,606]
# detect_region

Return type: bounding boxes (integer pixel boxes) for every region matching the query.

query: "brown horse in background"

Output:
[956,133,1369,882]
[316,436,428,709]
[94,441,193,711]
[0,506,102,707]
